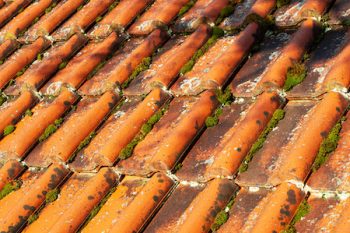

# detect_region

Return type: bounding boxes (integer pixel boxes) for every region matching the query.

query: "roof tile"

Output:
[82,172,174,233]
[237,91,348,187]
[145,178,236,233]
[329,0,350,25]
[0,0,32,28]
[0,160,24,190]
[0,39,19,61]
[177,91,283,182]
[117,90,218,176]
[71,88,171,172]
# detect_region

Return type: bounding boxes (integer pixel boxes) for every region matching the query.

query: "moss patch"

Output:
[3,124,15,136]
[205,108,223,128]
[45,188,59,203]
[342,19,350,27]
[239,109,285,173]
[215,5,235,24]
[27,214,39,224]
[119,103,169,160]
[211,195,236,231]
[216,88,233,105]
[276,0,291,8]
[0,180,22,200]
[178,0,196,18]
[38,118,63,142]
[58,61,68,70]
[121,57,151,89]
[282,199,311,233]
[312,118,344,172]
[283,62,307,91]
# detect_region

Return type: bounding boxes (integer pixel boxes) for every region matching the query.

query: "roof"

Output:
[0,0,349,232]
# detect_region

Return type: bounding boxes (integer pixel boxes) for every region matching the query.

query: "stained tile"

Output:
[0,160,24,190]
[329,0,350,25]
[0,0,32,28]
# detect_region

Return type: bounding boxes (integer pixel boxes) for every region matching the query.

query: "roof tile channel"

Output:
[125,24,211,96]
[145,178,236,233]
[287,27,350,99]
[128,0,190,35]
[231,19,321,97]
[177,91,284,182]
[274,0,333,27]
[0,163,69,233]
[23,168,118,233]
[71,88,171,172]
[89,0,153,39]
[236,91,349,187]
[117,90,218,176]
[171,22,262,96]
[218,182,304,233]
[172,0,230,33]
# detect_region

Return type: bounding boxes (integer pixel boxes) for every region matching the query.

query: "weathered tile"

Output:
[117,91,218,176]
[79,29,168,96]
[71,88,171,172]
[237,92,348,187]
[274,0,333,27]
[0,0,32,28]
[173,0,230,32]
[23,168,118,233]
[0,88,78,163]
[177,91,283,182]
[128,0,189,35]
[0,39,19,61]
[329,0,350,25]
[288,28,350,99]
[172,23,262,96]
[145,178,236,233]
[25,91,120,167]
[82,172,174,233]
[0,160,24,190]
[218,183,304,233]
[220,0,275,30]
[125,24,211,95]
[231,19,320,97]
[89,0,153,39]
[0,164,69,233]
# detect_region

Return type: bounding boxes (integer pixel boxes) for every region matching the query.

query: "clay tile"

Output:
[237,91,349,187]
[0,88,78,163]
[125,24,211,96]
[0,160,24,190]
[23,168,118,233]
[82,172,174,233]
[177,91,283,182]
[79,29,169,96]
[71,88,171,172]
[0,0,32,28]
[0,39,19,61]
[173,0,230,33]
[220,0,276,30]
[218,183,304,233]
[25,91,120,167]
[0,163,69,233]
[145,178,237,233]
[117,90,218,176]
[329,0,350,25]
[128,0,190,36]
[89,0,153,39]
[274,0,333,27]
[172,23,262,96]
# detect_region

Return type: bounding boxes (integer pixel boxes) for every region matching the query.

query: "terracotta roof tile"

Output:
[125,24,211,95]
[177,91,284,182]
[218,182,304,233]
[172,22,262,96]
[0,0,32,29]
[0,163,69,232]
[82,172,174,233]
[23,167,118,233]
[71,88,171,172]
[0,160,24,190]
[237,91,348,187]
[0,39,19,61]
[117,90,218,176]
[329,0,350,25]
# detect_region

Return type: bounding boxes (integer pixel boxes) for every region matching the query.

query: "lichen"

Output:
[0,180,22,200]
[282,199,311,233]
[121,57,152,89]
[239,109,285,173]
[283,62,307,91]
[3,124,15,136]
[38,118,63,142]
[312,118,344,172]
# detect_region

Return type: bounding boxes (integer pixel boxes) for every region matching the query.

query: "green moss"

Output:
[216,88,233,105]
[276,0,291,8]
[45,188,59,203]
[215,5,235,24]
[45,2,57,14]
[180,29,224,75]
[205,108,223,128]
[38,118,63,142]
[95,16,103,23]
[0,180,22,200]
[0,93,7,106]
[342,19,350,27]
[108,1,119,12]
[58,61,68,70]
[312,118,344,172]
[239,109,285,173]
[119,103,169,160]
[178,0,196,17]
[121,57,152,89]
[27,214,39,224]
[173,163,183,172]
[283,62,307,91]
[16,65,28,77]
[25,109,33,117]
[87,61,106,80]
[282,199,311,233]
[37,53,43,61]
[3,125,15,136]
[77,131,96,152]
[211,195,236,231]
